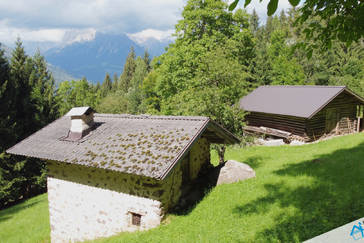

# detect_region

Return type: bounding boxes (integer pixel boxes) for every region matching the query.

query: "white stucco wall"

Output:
[46,137,210,243]
[47,161,182,243]
[48,177,161,242]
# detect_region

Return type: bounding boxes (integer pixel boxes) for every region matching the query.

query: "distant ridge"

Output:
[47,64,78,85]
[44,32,146,83]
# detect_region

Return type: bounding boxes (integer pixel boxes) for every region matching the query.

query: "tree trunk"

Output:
[217,145,226,165]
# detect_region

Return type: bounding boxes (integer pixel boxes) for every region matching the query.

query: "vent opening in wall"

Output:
[131,212,141,226]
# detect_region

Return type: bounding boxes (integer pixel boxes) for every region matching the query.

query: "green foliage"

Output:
[143,50,151,72]
[29,50,58,128]
[229,0,364,49]
[0,40,54,208]
[127,57,149,114]
[97,54,151,115]
[96,91,129,114]
[140,69,161,114]
[0,44,13,150]
[298,0,364,49]
[249,9,259,33]
[56,78,102,115]
[267,30,306,85]
[267,0,278,16]
[101,73,112,97]
[154,0,255,134]
[119,47,136,93]
[112,73,118,90]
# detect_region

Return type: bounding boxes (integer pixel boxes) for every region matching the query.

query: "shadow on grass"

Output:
[174,156,263,216]
[243,155,264,170]
[233,141,364,242]
[0,195,45,222]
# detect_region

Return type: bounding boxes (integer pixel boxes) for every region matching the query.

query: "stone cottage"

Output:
[7,107,239,242]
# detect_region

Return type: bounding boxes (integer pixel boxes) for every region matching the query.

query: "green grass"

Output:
[0,193,50,243]
[1,133,363,243]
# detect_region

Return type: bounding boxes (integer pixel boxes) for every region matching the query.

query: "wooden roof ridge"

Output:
[94,113,210,121]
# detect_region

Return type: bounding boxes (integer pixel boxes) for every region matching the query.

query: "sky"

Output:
[0,0,292,49]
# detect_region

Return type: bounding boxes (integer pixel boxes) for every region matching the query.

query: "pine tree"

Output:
[9,39,35,140]
[0,43,12,150]
[143,50,151,72]
[128,57,148,114]
[101,73,112,97]
[30,50,58,128]
[118,47,136,93]
[249,9,259,34]
[0,40,47,208]
[112,73,118,90]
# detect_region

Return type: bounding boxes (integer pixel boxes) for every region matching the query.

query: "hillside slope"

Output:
[0,133,363,243]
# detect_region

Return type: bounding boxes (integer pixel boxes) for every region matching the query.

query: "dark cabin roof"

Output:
[7,113,239,180]
[239,85,364,119]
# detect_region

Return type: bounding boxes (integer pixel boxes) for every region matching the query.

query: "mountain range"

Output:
[43,32,170,83]
[2,31,170,84]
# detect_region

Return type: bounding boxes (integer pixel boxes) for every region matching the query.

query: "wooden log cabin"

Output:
[239,86,364,141]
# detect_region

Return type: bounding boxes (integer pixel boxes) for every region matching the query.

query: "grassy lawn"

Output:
[0,193,50,242]
[1,133,363,243]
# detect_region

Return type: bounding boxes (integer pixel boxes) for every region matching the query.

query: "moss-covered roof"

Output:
[7,113,239,179]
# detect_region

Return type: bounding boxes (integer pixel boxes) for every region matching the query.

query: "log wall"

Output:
[245,112,307,137]
[307,91,360,138]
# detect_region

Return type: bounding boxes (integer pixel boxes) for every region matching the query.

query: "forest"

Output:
[0,0,363,208]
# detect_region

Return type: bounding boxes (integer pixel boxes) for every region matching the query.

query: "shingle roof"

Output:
[6,113,239,180]
[239,85,364,118]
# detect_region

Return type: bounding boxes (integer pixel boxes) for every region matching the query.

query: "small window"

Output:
[131,212,141,226]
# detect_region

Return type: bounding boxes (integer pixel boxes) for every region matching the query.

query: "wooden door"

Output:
[325,108,338,133]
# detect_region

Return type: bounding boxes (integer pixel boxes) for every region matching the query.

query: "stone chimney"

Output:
[65,107,95,140]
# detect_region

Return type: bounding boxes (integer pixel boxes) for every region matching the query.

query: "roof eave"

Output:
[158,118,211,180]
[158,119,240,180]
[207,120,240,144]
[244,110,309,119]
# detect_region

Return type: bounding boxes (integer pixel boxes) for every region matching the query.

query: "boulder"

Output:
[216,160,255,185]
[256,138,285,146]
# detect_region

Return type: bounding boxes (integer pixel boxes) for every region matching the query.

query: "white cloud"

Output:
[0,0,184,46]
[127,29,174,44]
[0,0,183,32]
[0,0,295,48]
[0,19,96,46]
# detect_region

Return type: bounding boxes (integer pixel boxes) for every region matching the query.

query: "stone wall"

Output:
[47,160,182,243]
[188,137,210,180]
[46,137,210,242]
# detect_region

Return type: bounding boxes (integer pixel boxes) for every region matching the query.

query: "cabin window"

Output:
[131,212,141,226]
